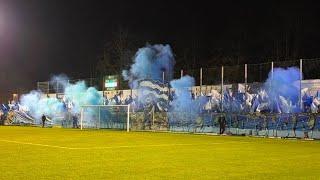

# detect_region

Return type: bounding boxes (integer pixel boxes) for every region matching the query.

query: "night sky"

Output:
[1,0,320,101]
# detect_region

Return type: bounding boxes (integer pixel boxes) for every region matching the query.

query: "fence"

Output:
[37,58,320,94]
[58,109,320,139]
[128,111,320,139]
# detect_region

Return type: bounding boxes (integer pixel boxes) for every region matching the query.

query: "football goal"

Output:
[80,105,130,132]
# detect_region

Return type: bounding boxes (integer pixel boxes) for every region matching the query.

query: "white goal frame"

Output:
[80,105,130,132]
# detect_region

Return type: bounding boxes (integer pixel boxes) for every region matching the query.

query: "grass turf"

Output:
[0,126,319,179]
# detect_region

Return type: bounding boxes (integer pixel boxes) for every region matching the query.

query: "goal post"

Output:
[80,105,130,131]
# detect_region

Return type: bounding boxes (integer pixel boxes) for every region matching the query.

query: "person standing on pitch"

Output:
[218,114,226,134]
[72,114,79,128]
[42,114,46,128]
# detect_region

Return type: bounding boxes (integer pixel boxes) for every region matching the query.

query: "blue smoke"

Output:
[123,44,208,124]
[20,75,103,123]
[169,76,208,124]
[170,76,195,111]
[63,81,103,113]
[122,44,175,88]
[123,44,305,115]
[20,90,64,122]
[50,74,69,91]
[264,67,301,112]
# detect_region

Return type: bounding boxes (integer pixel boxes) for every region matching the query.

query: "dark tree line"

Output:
[95,8,320,87]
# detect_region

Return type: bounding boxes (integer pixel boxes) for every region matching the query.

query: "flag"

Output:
[137,79,169,111]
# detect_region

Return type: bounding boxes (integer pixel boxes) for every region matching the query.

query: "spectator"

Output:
[218,114,226,134]
[72,114,78,128]
[41,114,46,128]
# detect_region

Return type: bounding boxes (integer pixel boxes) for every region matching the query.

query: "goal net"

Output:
[80,105,130,131]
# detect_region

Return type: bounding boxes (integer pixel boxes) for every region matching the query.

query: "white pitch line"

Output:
[0,139,251,150]
[0,139,74,150]
[0,140,225,150]
[73,143,222,150]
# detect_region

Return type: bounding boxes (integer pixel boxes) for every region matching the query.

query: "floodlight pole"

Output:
[162,71,165,84]
[300,59,303,110]
[200,68,203,94]
[244,64,248,105]
[271,61,274,80]
[102,76,105,98]
[221,66,224,112]
[271,61,274,91]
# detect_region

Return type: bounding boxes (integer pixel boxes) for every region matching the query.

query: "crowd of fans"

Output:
[0,101,19,124]
[103,88,320,114]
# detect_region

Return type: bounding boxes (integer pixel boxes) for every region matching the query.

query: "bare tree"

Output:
[96,26,136,75]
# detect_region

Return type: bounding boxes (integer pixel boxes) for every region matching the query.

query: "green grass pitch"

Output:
[0,126,319,179]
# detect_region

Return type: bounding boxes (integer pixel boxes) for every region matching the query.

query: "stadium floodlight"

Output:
[80,105,130,132]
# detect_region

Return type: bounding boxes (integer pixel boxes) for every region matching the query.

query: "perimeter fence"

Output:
[37,58,320,95]
[128,111,320,139]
